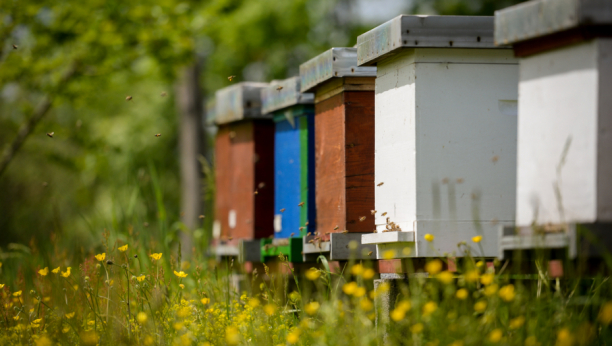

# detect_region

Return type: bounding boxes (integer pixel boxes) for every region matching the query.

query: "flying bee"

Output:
[280,208,285,213]
[377,182,384,187]
[325,232,331,235]
[359,216,366,222]
[155,133,161,137]
[334,225,339,230]
[46,132,54,138]
[371,210,377,215]
[199,215,205,219]
[305,221,309,226]
[298,202,305,207]
[160,91,167,97]
[309,240,314,243]
[341,230,349,234]
[254,190,258,195]
[126,96,133,101]
[12,44,17,49]
[276,86,283,91]
[228,236,233,241]
[381,212,387,217]
[290,233,295,237]
[106,260,114,265]
[299,227,305,231]
[492,155,499,163]
[258,182,266,189]
[456,178,464,184]
[228,76,236,82]
[367,251,373,256]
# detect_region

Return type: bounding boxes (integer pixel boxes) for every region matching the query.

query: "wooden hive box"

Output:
[213,82,275,259]
[357,15,519,260]
[495,0,612,259]
[258,77,315,263]
[299,48,378,261]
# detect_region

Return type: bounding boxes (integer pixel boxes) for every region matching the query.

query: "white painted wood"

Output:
[375,48,518,257]
[362,231,415,244]
[515,40,606,226]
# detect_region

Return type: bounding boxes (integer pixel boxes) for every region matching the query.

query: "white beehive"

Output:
[495,0,612,258]
[358,15,519,258]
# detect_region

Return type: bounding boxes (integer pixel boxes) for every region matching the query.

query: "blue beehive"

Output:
[261,77,316,241]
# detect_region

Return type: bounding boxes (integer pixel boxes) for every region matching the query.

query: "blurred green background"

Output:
[0,0,524,260]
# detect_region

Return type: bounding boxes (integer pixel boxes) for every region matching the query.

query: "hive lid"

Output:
[356,15,498,66]
[495,0,612,46]
[214,82,269,125]
[261,76,314,114]
[299,48,377,92]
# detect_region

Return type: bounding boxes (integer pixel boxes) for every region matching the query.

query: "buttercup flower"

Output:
[426,260,443,275]
[423,301,438,316]
[424,234,435,242]
[480,273,494,286]
[489,329,502,343]
[136,275,145,282]
[599,301,612,325]
[499,284,515,302]
[137,312,147,324]
[0,284,4,289]
[38,267,48,276]
[305,268,321,281]
[174,271,188,278]
[61,267,71,278]
[382,250,396,260]
[118,244,128,252]
[343,282,358,295]
[201,298,210,305]
[305,302,320,315]
[52,267,61,274]
[456,289,469,300]
[472,235,482,243]
[411,323,424,334]
[437,271,454,284]
[474,300,487,312]
[179,284,185,289]
[95,253,105,262]
[150,253,162,261]
[363,268,376,279]
[509,316,525,329]
[13,290,22,297]
[264,304,276,316]
[65,312,75,319]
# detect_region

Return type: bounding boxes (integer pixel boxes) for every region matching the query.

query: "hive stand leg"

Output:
[374,274,407,346]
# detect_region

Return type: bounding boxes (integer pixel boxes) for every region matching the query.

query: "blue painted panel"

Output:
[274,116,302,239]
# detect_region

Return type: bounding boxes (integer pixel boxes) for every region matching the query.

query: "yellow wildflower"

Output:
[354,286,366,297]
[13,315,20,321]
[525,336,539,346]
[476,260,485,267]
[305,302,320,315]
[425,259,442,275]
[62,326,70,333]
[136,275,145,282]
[264,304,276,316]
[65,312,75,319]
[424,234,434,242]
[436,271,454,284]
[509,316,525,329]
[137,312,147,324]
[456,288,469,300]
[248,298,260,308]
[474,300,487,313]
[179,284,185,289]
[472,235,483,243]
[390,308,405,321]
[287,329,300,344]
[0,284,4,289]
[360,298,374,311]
[95,253,105,261]
[13,290,22,297]
[480,273,494,286]
[343,282,358,295]
[150,253,162,261]
[488,329,502,343]
[305,268,321,281]
[382,250,396,260]
[484,284,499,296]
[35,335,51,346]
[397,300,411,312]
[363,268,375,279]
[118,244,128,252]
[32,318,42,324]
[174,271,188,278]
[201,298,210,305]
[423,301,437,316]
[351,264,364,276]
[52,267,60,274]
[499,284,515,302]
[598,301,612,325]
[38,267,49,276]
[61,267,71,278]
[465,270,479,283]
[226,326,240,345]
[411,323,424,334]
[556,328,573,346]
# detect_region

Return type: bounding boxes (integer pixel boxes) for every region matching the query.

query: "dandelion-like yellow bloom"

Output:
[351,264,364,276]
[32,318,42,324]
[474,300,487,313]
[480,273,494,286]
[13,290,22,297]
[118,244,128,252]
[424,234,435,242]
[65,312,75,319]
[137,312,147,324]
[61,267,71,278]
[225,326,240,345]
[488,329,502,343]
[0,284,3,289]
[422,301,438,316]
[411,323,424,334]
[599,301,612,325]
[304,302,320,315]
[397,300,411,312]
[456,288,469,300]
[179,284,185,289]
[264,304,276,316]
[354,286,366,298]
[360,298,374,312]
[305,268,321,281]
[62,326,70,334]
[425,259,443,275]
[136,275,145,282]
[201,298,210,305]
[52,267,60,274]
[150,253,163,261]
[556,328,574,346]
[525,336,538,346]
[390,308,405,321]
[38,267,48,276]
[476,260,485,268]
[465,270,479,283]
[509,316,525,329]
[95,253,105,262]
[287,330,300,344]
[484,284,499,297]
[436,271,454,284]
[382,250,396,260]
[36,335,52,346]
[498,284,515,302]
[174,270,188,278]
[248,298,260,308]
[13,316,19,321]
[342,282,358,295]
[472,235,483,243]
[363,268,375,280]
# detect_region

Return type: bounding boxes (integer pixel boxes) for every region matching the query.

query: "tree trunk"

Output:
[175,61,206,258]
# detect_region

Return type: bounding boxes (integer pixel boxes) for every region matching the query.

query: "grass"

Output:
[0,230,611,346]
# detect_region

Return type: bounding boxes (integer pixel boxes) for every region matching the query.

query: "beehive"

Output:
[357,15,519,259]
[213,82,274,258]
[259,77,315,262]
[299,48,378,260]
[495,0,612,258]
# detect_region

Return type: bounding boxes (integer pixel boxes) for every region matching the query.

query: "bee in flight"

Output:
[334,225,339,230]
[298,202,305,207]
[254,190,258,195]
[276,86,283,91]
[341,230,349,234]
[199,215,205,219]
[299,227,305,231]
[228,76,236,82]
[126,96,133,101]
[367,251,373,256]
[258,182,266,189]
[46,132,54,138]
[359,216,366,222]
[12,44,18,49]
[280,208,285,213]
[377,182,384,187]
[290,233,295,237]
[160,91,167,97]
[371,210,377,215]
[381,212,387,216]
[228,237,233,241]
[305,221,309,226]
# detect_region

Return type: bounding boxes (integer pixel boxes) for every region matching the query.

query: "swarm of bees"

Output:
[377,182,384,187]
[46,132,54,138]
[298,202,305,207]
[381,214,402,233]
